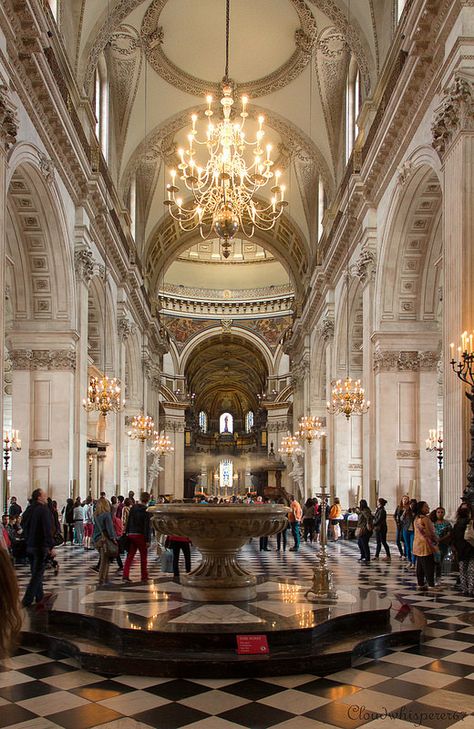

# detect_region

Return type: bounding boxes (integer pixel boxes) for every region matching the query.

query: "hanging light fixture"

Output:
[327,269,370,420]
[296,415,325,444]
[163,0,287,253]
[150,431,174,457]
[83,241,124,416]
[278,432,303,458]
[127,333,155,442]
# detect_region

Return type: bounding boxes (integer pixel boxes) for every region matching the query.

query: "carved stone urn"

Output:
[149,503,289,601]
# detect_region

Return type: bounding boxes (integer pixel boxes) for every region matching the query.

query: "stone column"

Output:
[353,221,377,503]
[0,84,18,511]
[162,403,186,499]
[117,315,135,494]
[432,73,474,517]
[321,316,335,495]
[73,236,94,498]
[9,348,76,505]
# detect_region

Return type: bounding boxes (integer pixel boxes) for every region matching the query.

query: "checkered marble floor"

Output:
[2,538,474,729]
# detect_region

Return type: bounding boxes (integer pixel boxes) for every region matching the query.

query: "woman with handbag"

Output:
[373,498,391,561]
[92,497,117,587]
[452,500,474,597]
[356,500,373,563]
[413,500,438,589]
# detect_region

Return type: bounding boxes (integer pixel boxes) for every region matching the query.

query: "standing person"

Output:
[356,499,373,563]
[0,546,21,657]
[46,499,60,575]
[111,496,118,518]
[401,497,416,569]
[128,490,136,505]
[21,488,54,608]
[276,498,289,551]
[394,497,407,559]
[123,491,151,583]
[329,498,343,541]
[116,495,125,520]
[73,497,84,546]
[166,534,191,582]
[452,500,474,597]
[83,496,94,550]
[61,498,74,545]
[413,500,438,589]
[302,498,316,543]
[92,497,117,587]
[431,506,452,584]
[8,496,22,519]
[313,498,321,542]
[122,497,132,531]
[288,495,302,552]
[373,498,391,561]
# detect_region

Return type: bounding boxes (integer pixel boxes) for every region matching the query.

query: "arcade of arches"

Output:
[0,0,473,522]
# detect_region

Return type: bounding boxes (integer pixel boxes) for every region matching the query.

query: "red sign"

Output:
[236,634,269,655]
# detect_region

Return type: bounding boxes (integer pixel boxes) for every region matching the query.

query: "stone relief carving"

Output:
[315,27,350,166]
[396,450,420,459]
[321,317,335,341]
[74,248,94,285]
[29,449,53,458]
[38,152,55,185]
[140,0,318,100]
[432,76,474,156]
[352,246,376,285]
[0,84,18,149]
[117,316,136,341]
[221,319,233,332]
[397,160,415,187]
[373,350,440,373]
[10,349,76,371]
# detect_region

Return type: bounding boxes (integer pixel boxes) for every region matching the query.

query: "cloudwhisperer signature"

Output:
[347,705,465,726]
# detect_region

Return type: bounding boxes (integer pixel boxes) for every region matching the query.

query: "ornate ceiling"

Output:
[65,0,391,294]
[184,334,268,417]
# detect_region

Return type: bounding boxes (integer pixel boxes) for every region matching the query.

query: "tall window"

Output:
[219,412,233,434]
[198,411,208,433]
[397,0,407,21]
[245,411,254,433]
[318,176,325,242]
[129,174,137,241]
[94,55,109,160]
[219,459,233,492]
[47,0,58,19]
[345,58,361,162]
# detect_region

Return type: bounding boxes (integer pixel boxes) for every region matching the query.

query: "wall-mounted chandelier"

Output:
[150,431,174,457]
[278,433,302,457]
[163,0,287,254]
[296,415,325,444]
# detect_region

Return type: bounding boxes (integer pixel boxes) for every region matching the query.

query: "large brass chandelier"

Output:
[278,433,302,457]
[150,431,174,457]
[128,335,155,442]
[296,415,325,444]
[163,0,287,253]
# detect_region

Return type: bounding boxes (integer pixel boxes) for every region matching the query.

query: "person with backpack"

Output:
[122,491,151,583]
[356,499,373,563]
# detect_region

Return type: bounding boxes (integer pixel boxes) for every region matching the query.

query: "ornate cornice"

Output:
[10,349,76,371]
[74,248,94,286]
[432,76,474,157]
[373,349,440,373]
[0,84,18,150]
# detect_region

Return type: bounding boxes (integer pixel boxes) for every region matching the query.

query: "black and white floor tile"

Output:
[2,538,474,729]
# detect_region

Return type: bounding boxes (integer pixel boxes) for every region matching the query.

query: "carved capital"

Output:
[0,84,18,150]
[10,349,76,371]
[432,76,474,157]
[320,317,335,341]
[352,246,376,285]
[74,248,94,285]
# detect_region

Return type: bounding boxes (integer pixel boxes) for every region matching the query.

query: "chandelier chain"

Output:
[224,0,230,81]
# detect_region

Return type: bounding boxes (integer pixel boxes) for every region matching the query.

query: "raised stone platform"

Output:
[21,577,425,678]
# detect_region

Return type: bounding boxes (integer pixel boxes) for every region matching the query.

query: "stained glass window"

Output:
[198,411,207,433]
[245,411,254,433]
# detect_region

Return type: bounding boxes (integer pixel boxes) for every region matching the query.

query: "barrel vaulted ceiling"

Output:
[65,0,392,279]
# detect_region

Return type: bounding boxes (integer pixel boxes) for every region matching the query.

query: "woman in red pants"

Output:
[122,492,151,583]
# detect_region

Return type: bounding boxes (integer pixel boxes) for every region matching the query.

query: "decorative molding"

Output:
[29,448,53,459]
[348,463,362,471]
[397,159,416,187]
[117,316,136,341]
[396,450,420,459]
[221,319,233,332]
[10,349,76,371]
[74,248,94,285]
[432,76,474,157]
[352,245,376,285]
[140,0,318,99]
[0,84,18,150]
[320,317,335,341]
[373,350,440,373]
[38,152,55,185]
[163,419,184,432]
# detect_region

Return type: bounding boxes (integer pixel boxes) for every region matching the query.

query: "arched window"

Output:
[94,55,109,160]
[245,411,254,433]
[198,411,208,433]
[219,459,233,492]
[129,174,137,241]
[47,0,58,20]
[318,175,325,242]
[345,57,361,162]
[396,0,407,21]
[219,412,233,434]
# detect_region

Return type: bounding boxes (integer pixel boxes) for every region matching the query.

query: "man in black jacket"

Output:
[21,488,54,607]
[122,491,151,583]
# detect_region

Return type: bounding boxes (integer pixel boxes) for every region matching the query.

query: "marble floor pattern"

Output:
[1,537,474,729]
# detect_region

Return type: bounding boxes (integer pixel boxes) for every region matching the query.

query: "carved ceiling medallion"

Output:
[140,0,318,99]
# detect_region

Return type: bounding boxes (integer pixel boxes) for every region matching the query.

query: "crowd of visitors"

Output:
[2,488,474,616]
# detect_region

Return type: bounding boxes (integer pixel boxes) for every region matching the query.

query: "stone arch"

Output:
[87,274,117,373]
[5,152,75,329]
[376,161,443,329]
[334,277,363,375]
